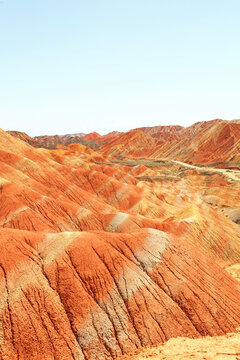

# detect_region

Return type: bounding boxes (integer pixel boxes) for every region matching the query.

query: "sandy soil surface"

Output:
[117,329,240,360]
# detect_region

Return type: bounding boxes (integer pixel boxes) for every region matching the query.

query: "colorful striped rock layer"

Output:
[1,128,240,360]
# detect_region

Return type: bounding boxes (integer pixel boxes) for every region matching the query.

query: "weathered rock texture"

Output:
[1,127,240,359]
[99,119,240,163]
[10,119,240,165]
[2,227,240,360]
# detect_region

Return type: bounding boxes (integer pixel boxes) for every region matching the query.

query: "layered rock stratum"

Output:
[2,120,240,359]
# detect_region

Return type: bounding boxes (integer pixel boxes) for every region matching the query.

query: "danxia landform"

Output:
[1,119,240,359]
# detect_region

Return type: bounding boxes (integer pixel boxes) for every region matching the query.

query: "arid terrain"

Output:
[1,119,240,359]
[117,329,240,360]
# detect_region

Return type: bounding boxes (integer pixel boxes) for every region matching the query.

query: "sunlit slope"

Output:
[1,129,240,359]
[2,228,240,359]
[151,121,240,163]
[100,130,157,158]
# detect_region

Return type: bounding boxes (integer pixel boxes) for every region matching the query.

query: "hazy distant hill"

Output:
[34,133,100,150]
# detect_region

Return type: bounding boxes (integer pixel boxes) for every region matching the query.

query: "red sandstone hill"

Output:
[81,131,122,144]
[30,131,120,151]
[101,131,124,143]
[81,132,102,141]
[2,227,240,360]
[7,130,42,148]
[11,119,240,165]
[97,119,240,164]
[179,119,222,138]
[33,133,100,151]
[135,119,222,139]
[100,130,157,158]
[135,125,184,142]
[99,119,240,164]
[151,120,240,163]
[1,128,240,359]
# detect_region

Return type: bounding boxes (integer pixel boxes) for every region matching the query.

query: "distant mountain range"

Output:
[8,118,240,164]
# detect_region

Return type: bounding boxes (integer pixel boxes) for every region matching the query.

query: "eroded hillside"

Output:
[1,124,240,359]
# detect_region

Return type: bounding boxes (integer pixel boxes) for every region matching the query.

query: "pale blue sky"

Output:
[0,0,240,136]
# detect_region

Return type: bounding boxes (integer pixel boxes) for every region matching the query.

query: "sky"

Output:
[0,0,240,136]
